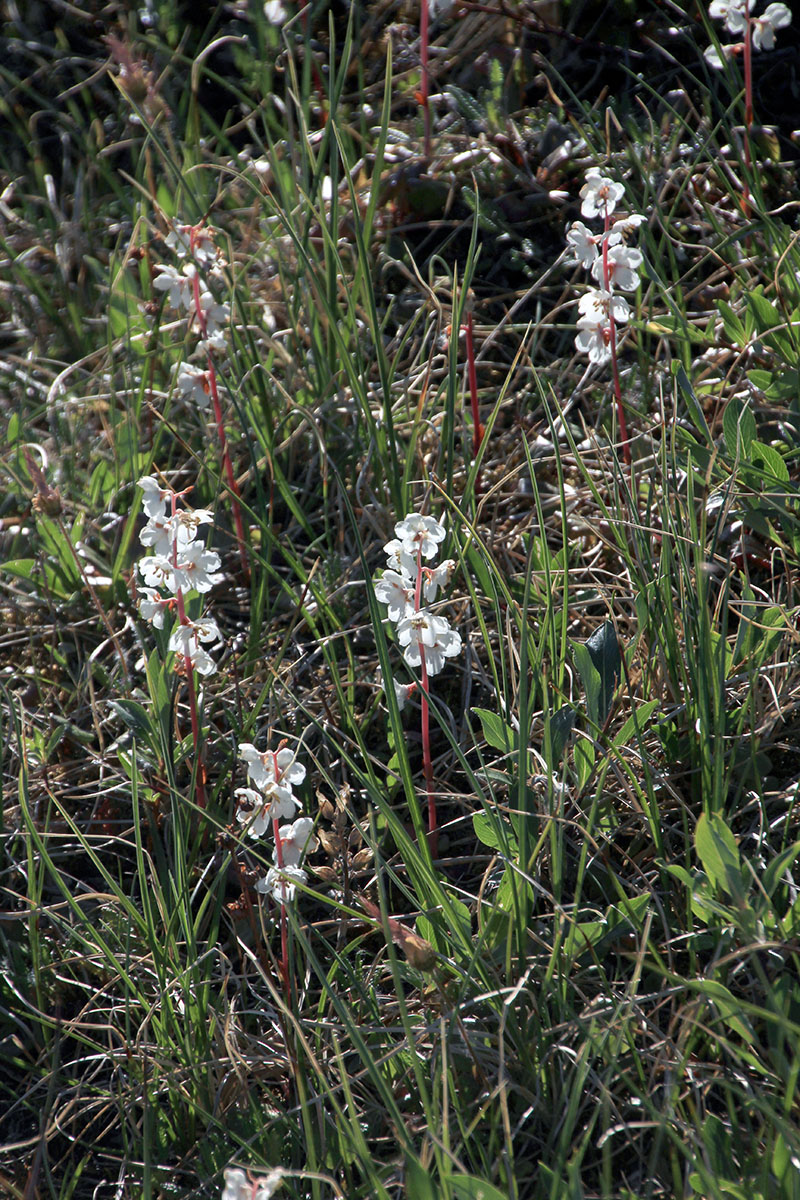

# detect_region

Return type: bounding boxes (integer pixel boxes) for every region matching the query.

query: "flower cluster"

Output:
[222,1166,284,1200]
[136,476,224,676]
[705,0,791,67]
[236,740,317,904]
[374,513,461,704]
[152,220,232,412]
[566,170,644,365]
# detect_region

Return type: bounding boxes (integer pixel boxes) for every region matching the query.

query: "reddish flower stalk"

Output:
[413,548,437,857]
[420,0,432,158]
[602,208,631,469]
[742,0,753,212]
[271,813,291,997]
[188,233,249,580]
[169,491,207,811]
[464,308,484,495]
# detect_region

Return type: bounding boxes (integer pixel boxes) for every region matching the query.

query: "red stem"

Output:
[602,212,631,469]
[414,549,437,856]
[420,0,431,158]
[742,0,753,211]
[465,311,484,495]
[170,493,207,811]
[272,814,291,998]
[188,259,250,580]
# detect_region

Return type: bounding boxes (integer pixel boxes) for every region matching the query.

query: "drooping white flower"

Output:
[139,553,179,594]
[578,288,631,325]
[138,586,171,628]
[222,1165,284,1200]
[168,624,218,675]
[174,540,223,594]
[709,0,747,33]
[383,538,418,578]
[239,744,306,805]
[234,786,298,837]
[393,679,417,711]
[256,864,308,904]
[393,514,446,560]
[153,262,195,311]
[396,609,462,675]
[590,243,643,292]
[264,0,288,23]
[704,41,737,68]
[579,169,625,220]
[375,569,415,621]
[275,816,318,866]
[139,510,178,557]
[611,212,646,237]
[752,2,791,50]
[197,287,230,335]
[165,222,219,266]
[422,559,455,604]
[574,315,612,364]
[566,220,602,269]
[174,362,212,409]
[137,476,170,519]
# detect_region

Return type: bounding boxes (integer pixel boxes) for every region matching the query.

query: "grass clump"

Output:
[2,1,800,1197]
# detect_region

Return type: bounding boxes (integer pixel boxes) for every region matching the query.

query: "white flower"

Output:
[138,553,178,594]
[138,587,170,628]
[234,786,298,837]
[275,816,318,866]
[375,568,415,621]
[611,212,646,237]
[709,0,747,33]
[590,243,643,292]
[578,288,631,325]
[579,169,625,220]
[752,2,791,50]
[222,1166,284,1200]
[168,625,218,675]
[174,540,223,594]
[422,559,455,603]
[198,287,230,335]
[256,864,307,904]
[396,609,462,675]
[393,513,446,560]
[239,744,306,805]
[566,220,601,268]
[137,476,170,519]
[264,0,287,23]
[175,508,214,543]
[174,362,212,409]
[393,679,416,711]
[165,222,219,266]
[153,262,195,311]
[383,538,418,578]
[704,41,737,68]
[139,511,178,557]
[574,316,612,364]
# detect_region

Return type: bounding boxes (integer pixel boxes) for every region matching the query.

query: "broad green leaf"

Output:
[451,1176,508,1200]
[750,440,789,483]
[698,977,756,1044]
[472,811,517,854]
[610,700,659,750]
[472,707,517,754]
[574,619,621,728]
[695,813,746,904]
[762,840,800,900]
[574,737,595,791]
[722,395,756,459]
